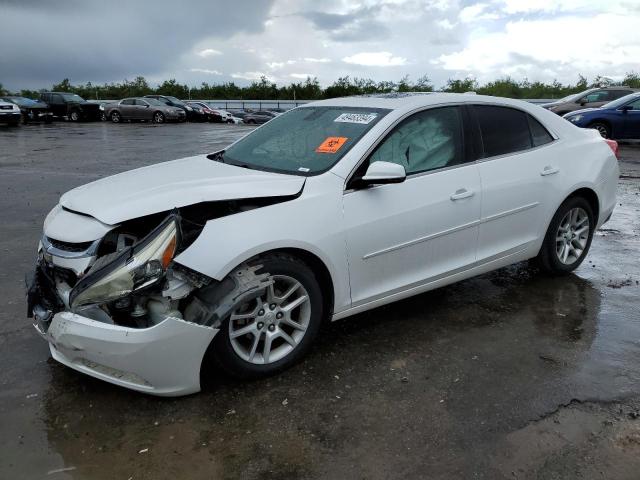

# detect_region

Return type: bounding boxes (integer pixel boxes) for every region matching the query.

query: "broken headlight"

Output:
[69,215,180,309]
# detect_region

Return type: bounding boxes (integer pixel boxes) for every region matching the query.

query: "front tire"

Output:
[536,196,595,274]
[69,110,80,122]
[590,122,610,139]
[153,111,165,123]
[110,111,121,123]
[209,253,323,379]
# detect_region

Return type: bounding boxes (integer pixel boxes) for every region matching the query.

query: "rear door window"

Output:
[473,105,532,157]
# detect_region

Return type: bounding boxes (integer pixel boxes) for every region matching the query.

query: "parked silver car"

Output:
[541,87,638,116]
[103,97,186,123]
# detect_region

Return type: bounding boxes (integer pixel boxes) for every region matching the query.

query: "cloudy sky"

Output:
[1,0,638,90]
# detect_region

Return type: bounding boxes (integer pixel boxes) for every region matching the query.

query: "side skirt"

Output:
[331,242,532,321]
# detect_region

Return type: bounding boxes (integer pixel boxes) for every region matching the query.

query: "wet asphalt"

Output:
[0,121,639,480]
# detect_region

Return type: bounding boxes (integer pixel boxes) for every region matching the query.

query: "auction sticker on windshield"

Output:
[334,113,378,124]
[316,137,348,153]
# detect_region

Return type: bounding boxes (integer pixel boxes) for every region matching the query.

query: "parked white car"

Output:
[28,93,619,396]
[0,99,22,126]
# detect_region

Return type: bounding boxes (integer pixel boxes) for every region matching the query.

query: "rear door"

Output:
[472,105,557,262]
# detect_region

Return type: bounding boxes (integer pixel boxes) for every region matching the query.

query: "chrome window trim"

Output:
[343,101,559,193]
[473,138,558,164]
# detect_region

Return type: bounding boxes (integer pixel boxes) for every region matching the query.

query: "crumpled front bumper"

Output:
[35,311,218,396]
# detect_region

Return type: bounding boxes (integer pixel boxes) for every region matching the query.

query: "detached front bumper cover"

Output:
[40,311,218,396]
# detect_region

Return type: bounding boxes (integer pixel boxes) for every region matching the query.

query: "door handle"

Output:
[450,188,474,201]
[540,166,560,176]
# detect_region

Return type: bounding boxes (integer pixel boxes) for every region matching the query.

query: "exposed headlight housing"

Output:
[568,115,583,123]
[69,214,180,309]
[99,104,105,111]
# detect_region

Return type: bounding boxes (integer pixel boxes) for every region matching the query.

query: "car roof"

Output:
[306,92,543,113]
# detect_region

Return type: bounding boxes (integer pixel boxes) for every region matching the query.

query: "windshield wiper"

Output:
[208,151,226,163]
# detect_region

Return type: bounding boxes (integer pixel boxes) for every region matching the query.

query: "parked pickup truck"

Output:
[39,92,101,121]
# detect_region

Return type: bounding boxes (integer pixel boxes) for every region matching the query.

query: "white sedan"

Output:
[27,93,619,396]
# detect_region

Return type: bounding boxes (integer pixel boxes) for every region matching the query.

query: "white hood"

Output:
[60,155,305,225]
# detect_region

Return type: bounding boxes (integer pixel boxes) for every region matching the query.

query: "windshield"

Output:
[601,93,640,109]
[6,97,38,106]
[556,91,585,103]
[165,96,185,106]
[60,93,85,102]
[220,106,389,175]
[144,98,165,106]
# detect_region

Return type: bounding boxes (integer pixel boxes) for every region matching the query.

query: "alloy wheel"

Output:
[228,275,311,365]
[555,207,590,265]
[594,124,609,138]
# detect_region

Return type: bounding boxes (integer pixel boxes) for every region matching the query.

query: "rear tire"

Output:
[535,196,595,275]
[589,122,610,139]
[208,253,323,379]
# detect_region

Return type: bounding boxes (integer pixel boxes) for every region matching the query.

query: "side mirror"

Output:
[359,161,406,186]
[620,105,632,112]
[579,99,587,106]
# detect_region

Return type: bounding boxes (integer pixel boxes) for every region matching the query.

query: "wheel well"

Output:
[587,119,610,130]
[567,188,599,221]
[265,247,335,321]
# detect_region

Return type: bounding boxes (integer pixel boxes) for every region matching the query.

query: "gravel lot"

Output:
[1,121,639,480]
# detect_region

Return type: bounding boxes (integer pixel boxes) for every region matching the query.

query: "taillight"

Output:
[604,138,619,159]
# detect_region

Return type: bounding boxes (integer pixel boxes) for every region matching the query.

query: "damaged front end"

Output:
[26,208,273,396]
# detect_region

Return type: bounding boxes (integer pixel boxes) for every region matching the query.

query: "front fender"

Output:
[174,173,352,314]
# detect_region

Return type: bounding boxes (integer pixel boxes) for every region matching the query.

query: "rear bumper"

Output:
[36,311,218,396]
[0,112,21,123]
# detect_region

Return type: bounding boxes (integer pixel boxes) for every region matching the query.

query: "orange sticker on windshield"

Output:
[316,136,348,153]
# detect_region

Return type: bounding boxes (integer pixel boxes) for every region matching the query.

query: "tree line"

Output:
[2,73,639,101]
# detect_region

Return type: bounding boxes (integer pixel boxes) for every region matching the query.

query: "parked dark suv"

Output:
[541,87,638,116]
[39,92,101,121]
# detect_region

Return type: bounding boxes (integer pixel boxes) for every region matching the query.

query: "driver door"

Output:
[580,90,612,109]
[342,106,482,306]
[621,97,640,139]
[134,99,152,120]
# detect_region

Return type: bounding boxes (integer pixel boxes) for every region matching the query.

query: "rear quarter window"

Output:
[528,115,554,147]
